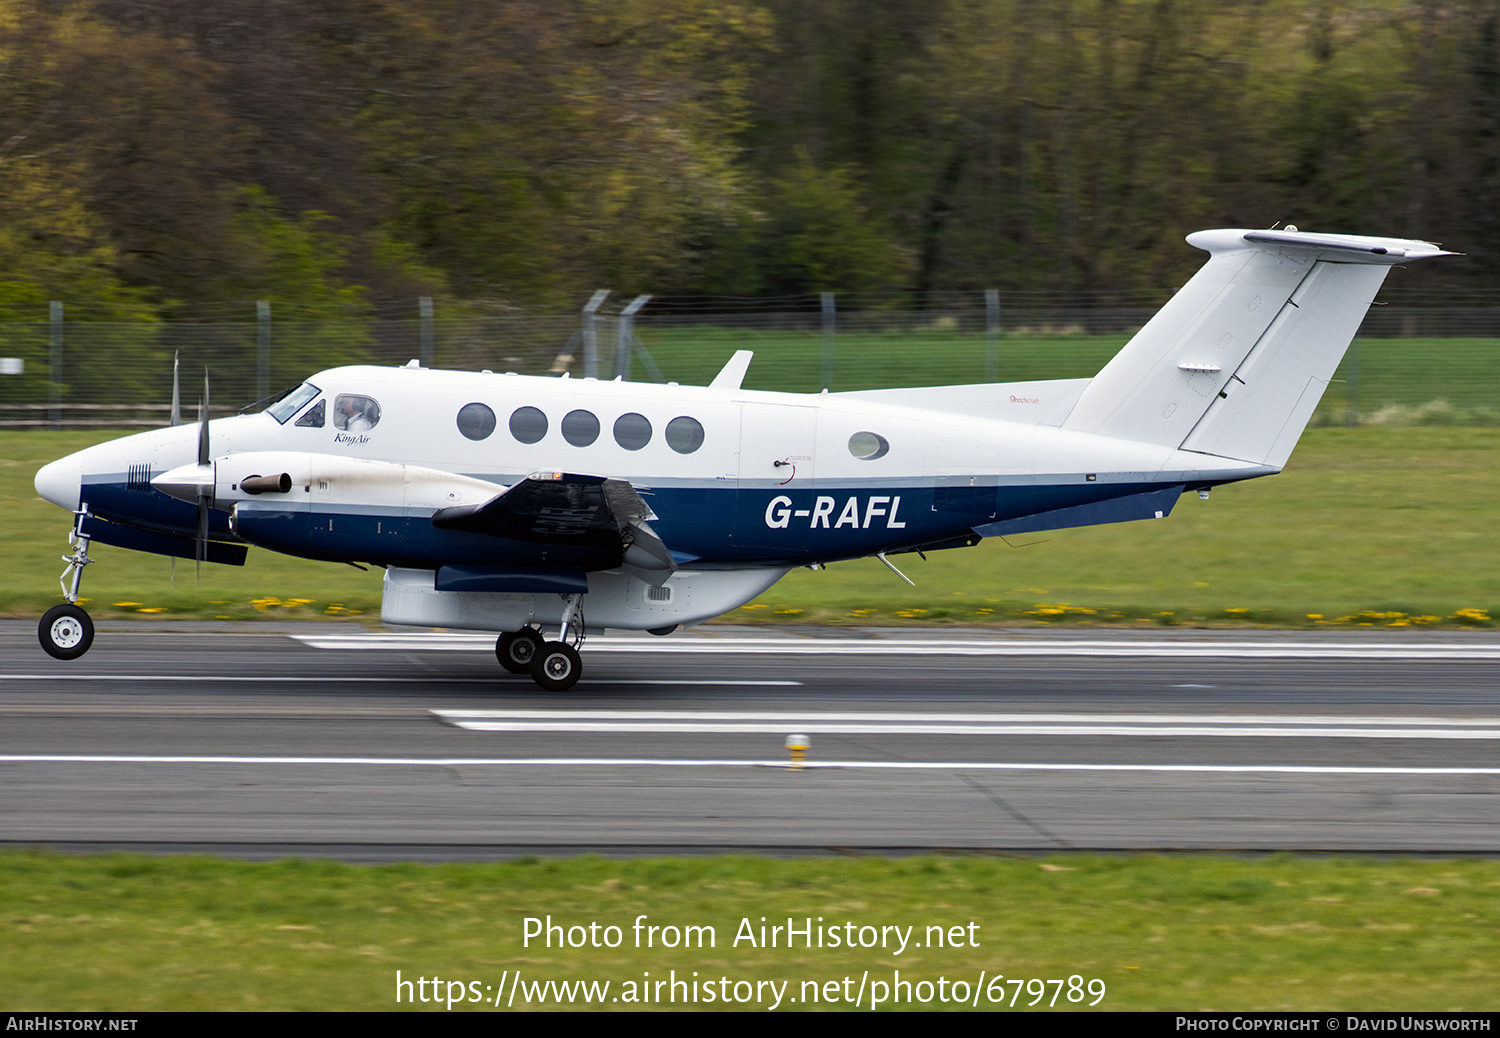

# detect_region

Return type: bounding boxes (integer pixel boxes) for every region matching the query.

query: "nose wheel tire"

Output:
[39,604,94,660]
[530,642,582,692]
[496,628,544,674]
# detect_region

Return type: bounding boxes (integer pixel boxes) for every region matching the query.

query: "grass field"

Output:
[3,852,1496,1011]
[636,330,1500,425]
[3,427,1494,627]
[7,336,1495,1016]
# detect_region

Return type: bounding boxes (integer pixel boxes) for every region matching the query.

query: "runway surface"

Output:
[1,620,1497,858]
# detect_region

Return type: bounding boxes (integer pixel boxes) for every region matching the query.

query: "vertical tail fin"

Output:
[1061,229,1451,466]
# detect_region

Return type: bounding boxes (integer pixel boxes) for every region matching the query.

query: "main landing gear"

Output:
[496,627,543,674]
[496,593,586,692]
[39,507,96,660]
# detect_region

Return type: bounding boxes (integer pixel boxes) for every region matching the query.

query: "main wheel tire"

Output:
[39,604,94,660]
[496,628,544,674]
[530,641,582,692]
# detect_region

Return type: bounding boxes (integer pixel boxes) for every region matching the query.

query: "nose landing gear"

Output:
[39,604,93,660]
[40,507,96,660]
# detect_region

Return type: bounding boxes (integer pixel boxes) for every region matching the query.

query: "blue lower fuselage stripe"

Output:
[80,477,1178,569]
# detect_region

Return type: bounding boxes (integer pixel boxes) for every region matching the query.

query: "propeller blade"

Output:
[196,484,210,583]
[196,368,211,580]
[169,351,181,428]
[197,370,210,467]
[196,494,209,564]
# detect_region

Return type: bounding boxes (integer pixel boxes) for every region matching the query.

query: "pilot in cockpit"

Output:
[335,394,380,432]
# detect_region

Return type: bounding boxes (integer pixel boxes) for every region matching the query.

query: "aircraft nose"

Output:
[35,454,82,510]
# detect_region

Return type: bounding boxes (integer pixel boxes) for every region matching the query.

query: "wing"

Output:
[430,471,677,586]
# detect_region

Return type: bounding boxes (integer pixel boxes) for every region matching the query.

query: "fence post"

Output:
[820,292,836,390]
[581,290,609,378]
[256,300,271,402]
[419,296,434,367]
[48,301,63,429]
[985,289,1000,382]
[616,294,651,379]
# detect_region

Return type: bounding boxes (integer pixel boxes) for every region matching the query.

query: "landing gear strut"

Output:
[39,507,95,660]
[529,593,585,692]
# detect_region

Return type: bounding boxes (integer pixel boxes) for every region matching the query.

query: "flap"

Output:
[431,472,634,543]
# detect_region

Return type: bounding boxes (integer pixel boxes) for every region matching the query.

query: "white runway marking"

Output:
[3,753,1498,776]
[432,708,1500,740]
[292,632,1500,660]
[0,675,799,688]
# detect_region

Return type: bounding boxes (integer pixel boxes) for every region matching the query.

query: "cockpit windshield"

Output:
[265,382,322,424]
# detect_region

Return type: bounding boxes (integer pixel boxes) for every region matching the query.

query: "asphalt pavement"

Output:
[2,620,1496,858]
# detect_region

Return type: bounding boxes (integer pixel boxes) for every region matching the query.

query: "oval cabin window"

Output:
[613,412,652,450]
[457,402,496,441]
[665,416,705,454]
[848,431,889,460]
[509,406,548,444]
[562,409,600,447]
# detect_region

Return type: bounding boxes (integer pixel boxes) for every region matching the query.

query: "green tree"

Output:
[209,185,373,389]
[757,153,910,294]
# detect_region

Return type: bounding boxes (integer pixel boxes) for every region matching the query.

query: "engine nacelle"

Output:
[194,452,505,564]
[210,451,502,510]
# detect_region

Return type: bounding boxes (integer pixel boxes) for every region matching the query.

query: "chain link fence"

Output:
[2,292,1497,427]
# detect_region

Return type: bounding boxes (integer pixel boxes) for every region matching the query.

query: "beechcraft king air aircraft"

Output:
[33,228,1450,689]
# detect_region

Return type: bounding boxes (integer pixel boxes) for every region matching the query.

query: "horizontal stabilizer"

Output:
[1239,229,1452,262]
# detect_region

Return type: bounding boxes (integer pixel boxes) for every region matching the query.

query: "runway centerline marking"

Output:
[2,754,1498,777]
[431,708,1500,740]
[292,632,1500,660]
